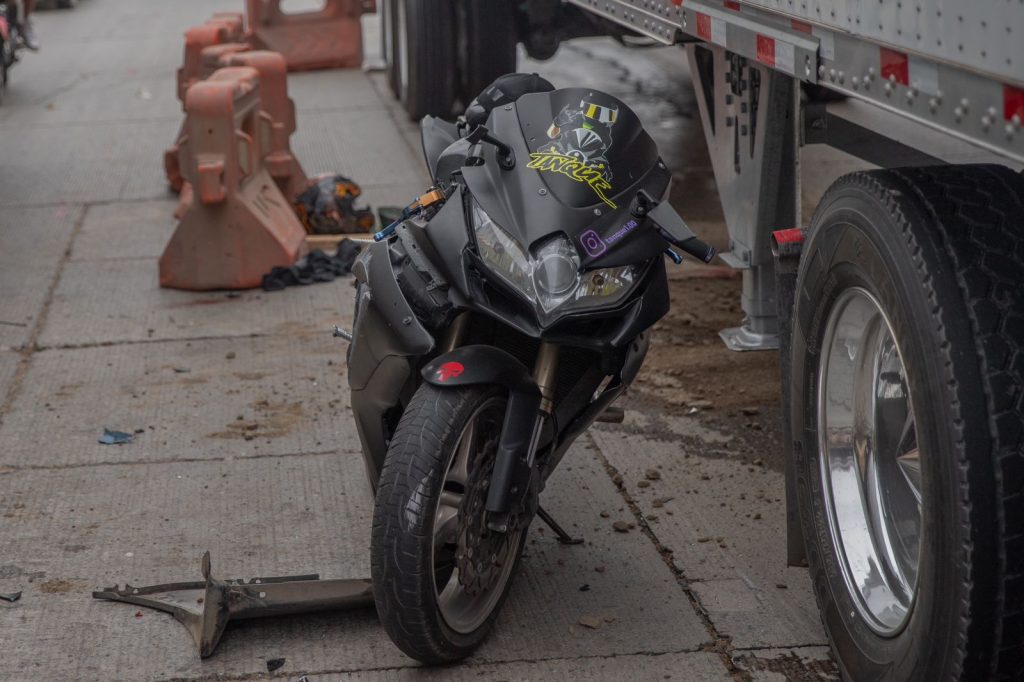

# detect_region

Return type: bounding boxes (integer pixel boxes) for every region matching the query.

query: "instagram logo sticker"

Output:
[579,230,607,258]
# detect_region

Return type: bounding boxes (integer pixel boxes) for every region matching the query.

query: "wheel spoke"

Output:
[897,448,923,505]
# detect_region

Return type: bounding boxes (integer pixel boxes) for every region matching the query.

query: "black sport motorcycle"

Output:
[345,74,715,663]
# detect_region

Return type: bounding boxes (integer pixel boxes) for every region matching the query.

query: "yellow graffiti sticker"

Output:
[527,150,617,209]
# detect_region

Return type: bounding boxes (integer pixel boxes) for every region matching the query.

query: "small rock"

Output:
[578,615,602,630]
[741,406,760,416]
[697,537,712,543]
[225,351,236,360]
[594,566,606,573]
[612,521,630,533]
[776,583,788,589]
[689,399,714,410]
[579,584,590,592]
[266,658,286,672]
[599,511,610,519]
[700,473,712,481]
[753,513,762,520]
[637,480,651,489]
[644,468,662,481]
[753,458,764,466]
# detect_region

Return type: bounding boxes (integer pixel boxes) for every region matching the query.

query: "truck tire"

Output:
[395,0,457,120]
[381,0,400,97]
[790,165,1024,680]
[457,1,518,106]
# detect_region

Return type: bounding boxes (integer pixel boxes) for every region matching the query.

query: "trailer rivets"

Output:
[1013,114,1022,127]
[928,97,939,112]
[538,188,548,196]
[402,316,413,326]
[884,82,893,94]
[981,114,992,130]
[960,98,970,112]
[1005,124,1015,138]
[852,76,860,89]
[818,64,826,77]
[954,106,964,121]
[838,71,845,84]
[594,208,602,216]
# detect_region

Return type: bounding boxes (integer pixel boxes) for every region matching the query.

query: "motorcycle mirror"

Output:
[636,191,717,264]
[466,125,516,171]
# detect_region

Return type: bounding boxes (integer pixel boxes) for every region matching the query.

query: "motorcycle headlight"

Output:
[472,201,641,324]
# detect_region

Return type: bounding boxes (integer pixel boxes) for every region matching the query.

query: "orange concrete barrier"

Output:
[160,67,308,291]
[174,49,308,220]
[223,50,308,200]
[166,23,235,193]
[245,0,374,71]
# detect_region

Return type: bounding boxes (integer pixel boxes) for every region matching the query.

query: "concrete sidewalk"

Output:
[0,2,835,680]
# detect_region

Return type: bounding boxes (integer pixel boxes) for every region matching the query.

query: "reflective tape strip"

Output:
[696,12,727,46]
[756,34,794,74]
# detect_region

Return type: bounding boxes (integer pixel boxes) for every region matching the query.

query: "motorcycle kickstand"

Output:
[537,506,584,545]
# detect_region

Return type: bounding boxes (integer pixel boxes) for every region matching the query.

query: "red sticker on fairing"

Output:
[436,362,465,382]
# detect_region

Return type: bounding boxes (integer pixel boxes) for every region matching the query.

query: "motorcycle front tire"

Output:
[370,382,527,664]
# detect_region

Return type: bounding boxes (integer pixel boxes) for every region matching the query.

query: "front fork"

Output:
[440,313,559,532]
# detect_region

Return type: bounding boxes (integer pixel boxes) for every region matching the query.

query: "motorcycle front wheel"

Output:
[370,383,527,664]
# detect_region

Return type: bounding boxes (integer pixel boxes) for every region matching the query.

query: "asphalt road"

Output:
[0,2,1010,680]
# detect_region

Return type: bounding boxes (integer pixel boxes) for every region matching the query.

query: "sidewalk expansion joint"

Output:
[0,447,359,473]
[585,432,751,682]
[0,204,89,427]
[161,647,714,682]
[34,332,276,353]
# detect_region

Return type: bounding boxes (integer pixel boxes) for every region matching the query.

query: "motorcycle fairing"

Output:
[461,92,670,270]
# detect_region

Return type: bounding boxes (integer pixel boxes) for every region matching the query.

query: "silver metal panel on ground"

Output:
[738,0,1024,86]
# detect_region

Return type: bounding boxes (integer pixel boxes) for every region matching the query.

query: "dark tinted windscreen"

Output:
[516,89,658,211]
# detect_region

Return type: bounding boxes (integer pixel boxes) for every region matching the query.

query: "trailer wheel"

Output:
[381,0,399,97]
[457,1,518,106]
[790,165,1024,680]
[395,0,457,120]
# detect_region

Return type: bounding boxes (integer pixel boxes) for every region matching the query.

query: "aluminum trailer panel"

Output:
[568,0,1024,164]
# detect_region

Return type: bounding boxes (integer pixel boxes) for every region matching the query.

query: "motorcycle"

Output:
[0,0,27,103]
[345,73,715,663]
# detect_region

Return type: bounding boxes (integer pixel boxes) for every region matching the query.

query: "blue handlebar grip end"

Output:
[665,248,683,265]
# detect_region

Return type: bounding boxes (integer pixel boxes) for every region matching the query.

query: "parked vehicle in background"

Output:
[383,1,1024,679]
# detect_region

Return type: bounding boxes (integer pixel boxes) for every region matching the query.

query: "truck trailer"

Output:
[381,2,1024,678]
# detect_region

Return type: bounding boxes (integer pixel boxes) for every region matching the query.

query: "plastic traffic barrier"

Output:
[175,49,308,219]
[160,67,308,291]
[222,50,308,200]
[245,0,374,71]
[165,23,234,193]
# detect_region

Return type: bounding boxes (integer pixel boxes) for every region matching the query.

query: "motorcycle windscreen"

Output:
[516,89,658,213]
[462,88,668,266]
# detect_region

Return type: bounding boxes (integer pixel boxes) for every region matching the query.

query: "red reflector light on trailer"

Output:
[1005,85,1024,122]
[880,47,909,86]
[696,12,712,40]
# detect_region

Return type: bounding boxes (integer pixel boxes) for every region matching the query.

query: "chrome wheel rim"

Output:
[431,398,522,634]
[818,287,922,635]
